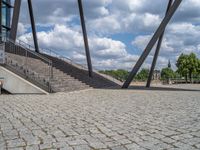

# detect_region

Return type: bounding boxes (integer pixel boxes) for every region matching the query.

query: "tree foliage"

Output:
[176,53,199,82]
[99,69,150,82]
[99,69,129,81]
[99,53,200,83]
[135,69,149,81]
[161,67,175,80]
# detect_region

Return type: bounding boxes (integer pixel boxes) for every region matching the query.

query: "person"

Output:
[0,80,3,95]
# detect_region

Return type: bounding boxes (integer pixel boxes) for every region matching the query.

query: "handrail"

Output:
[0,34,53,92]
[1,34,121,86]
[5,37,52,64]
[14,37,122,85]
[11,36,89,70]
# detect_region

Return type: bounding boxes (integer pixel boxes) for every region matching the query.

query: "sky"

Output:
[14,0,200,71]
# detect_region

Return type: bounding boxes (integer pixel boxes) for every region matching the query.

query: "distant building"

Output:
[168,59,171,68]
[153,70,161,80]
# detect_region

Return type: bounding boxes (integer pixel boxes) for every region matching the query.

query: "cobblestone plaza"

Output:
[0,84,200,150]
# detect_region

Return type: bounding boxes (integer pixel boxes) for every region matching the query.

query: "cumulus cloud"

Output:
[18,24,138,70]
[16,0,200,70]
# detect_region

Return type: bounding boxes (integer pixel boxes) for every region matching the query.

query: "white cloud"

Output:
[16,0,200,71]
[17,22,28,35]
[19,24,139,70]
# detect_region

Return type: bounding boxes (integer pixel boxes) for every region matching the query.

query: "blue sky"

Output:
[15,0,200,70]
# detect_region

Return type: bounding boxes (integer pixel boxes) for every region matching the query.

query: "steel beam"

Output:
[78,0,93,77]
[146,0,173,88]
[10,0,21,41]
[0,0,2,38]
[27,0,39,53]
[122,0,182,89]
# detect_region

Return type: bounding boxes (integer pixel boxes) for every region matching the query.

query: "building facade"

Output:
[1,0,11,36]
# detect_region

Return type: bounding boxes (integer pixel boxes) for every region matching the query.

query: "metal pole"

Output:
[146,0,173,88]
[122,0,182,89]
[27,0,39,53]
[0,0,2,40]
[10,0,21,41]
[78,0,93,77]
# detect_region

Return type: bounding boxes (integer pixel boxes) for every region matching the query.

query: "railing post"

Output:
[25,50,28,77]
[51,63,53,79]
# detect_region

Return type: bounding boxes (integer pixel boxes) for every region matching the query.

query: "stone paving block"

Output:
[60,147,73,150]
[7,147,24,150]
[195,143,200,149]
[25,136,41,146]
[39,143,53,149]
[25,145,39,150]
[52,141,70,148]
[111,145,127,150]
[7,139,26,148]
[105,141,121,147]
[89,142,107,149]
[0,143,6,150]
[73,145,91,150]
[125,143,145,150]
[0,85,200,150]
[67,139,87,146]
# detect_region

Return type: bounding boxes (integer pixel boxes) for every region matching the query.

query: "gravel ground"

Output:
[0,84,200,150]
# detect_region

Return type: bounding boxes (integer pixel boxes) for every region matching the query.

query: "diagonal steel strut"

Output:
[122,0,182,89]
[146,0,173,88]
[0,0,2,37]
[78,0,93,77]
[10,0,21,41]
[27,0,39,53]
[10,0,39,53]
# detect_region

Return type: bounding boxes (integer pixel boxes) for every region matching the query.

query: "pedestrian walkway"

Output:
[0,85,200,150]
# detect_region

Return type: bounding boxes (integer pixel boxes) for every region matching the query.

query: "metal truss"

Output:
[10,0,39,52]
[122,0,182,89]
[27,0,39,53]
[5,0,182,81]
[10,0,21,42]
[0,0,2,36]
[78,0,93,77]
[146,0,173,88]
[9,0,93,77]
[0,0,12,37]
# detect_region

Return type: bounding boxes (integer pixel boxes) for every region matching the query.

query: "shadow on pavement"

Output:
[126,85,200,92]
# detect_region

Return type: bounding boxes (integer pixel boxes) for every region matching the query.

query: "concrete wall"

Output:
[0,66,48,94]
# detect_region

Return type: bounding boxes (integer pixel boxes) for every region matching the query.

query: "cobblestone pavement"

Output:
[0,84,200,150]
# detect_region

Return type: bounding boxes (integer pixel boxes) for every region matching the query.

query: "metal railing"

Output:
[0,35,53,92]
[40,47,122,85]
[3,36,122,86]
[18,39,122,85]
[13,38,88,71]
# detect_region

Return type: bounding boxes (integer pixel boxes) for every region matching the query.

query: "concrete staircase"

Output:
[42,54,120,92]
[3,39,120,93]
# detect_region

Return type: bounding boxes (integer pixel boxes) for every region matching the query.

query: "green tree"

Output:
[135,69,149,81]
[99,69,129,81]
[176,53,189,82]
[161,67,175,80]
[188,53,199,81]
[176,53,199,82]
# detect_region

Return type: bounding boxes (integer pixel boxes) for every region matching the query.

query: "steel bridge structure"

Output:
[0,0,183,89]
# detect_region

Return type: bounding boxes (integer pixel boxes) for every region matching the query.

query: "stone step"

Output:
[6,48,120,93]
